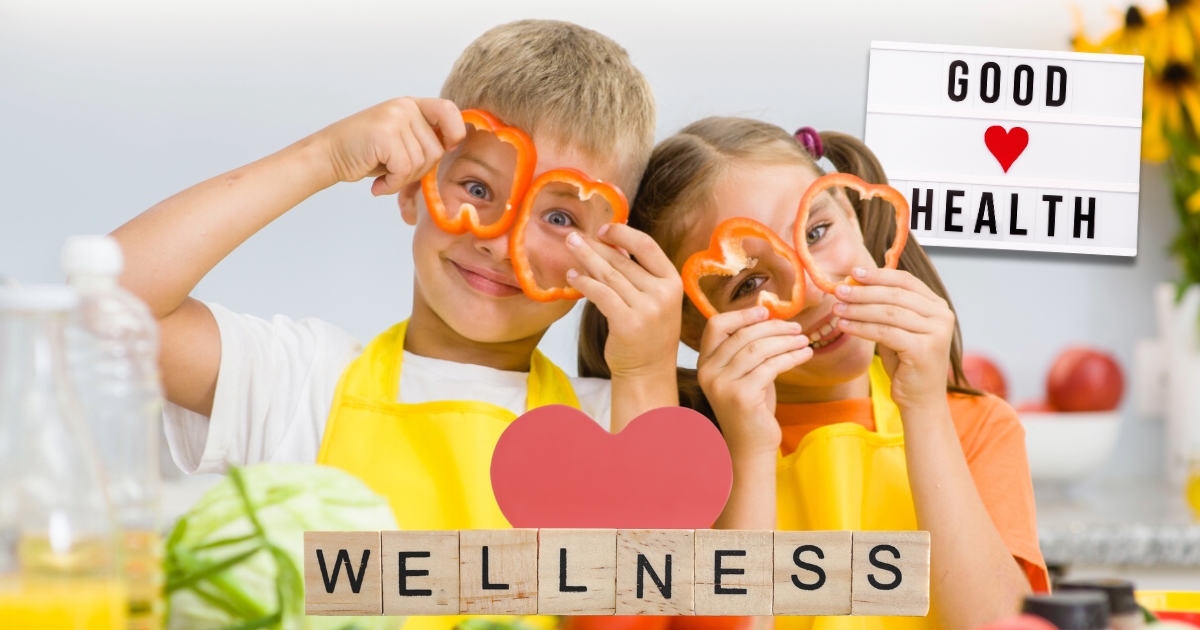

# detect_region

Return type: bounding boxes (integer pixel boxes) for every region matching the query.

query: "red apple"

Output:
[1015,400,1056,413]
[1046,347,1124,412]
[960,353,1008,400]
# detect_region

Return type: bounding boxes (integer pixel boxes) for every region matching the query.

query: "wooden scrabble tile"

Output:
[773,530,852,616]
[538,529,617,615]
[304,531,382,616]
[850,531,930,617]
[382,531,460,616]
[694,530,773,616]
[459,529,538,615]
[615,529,695,616]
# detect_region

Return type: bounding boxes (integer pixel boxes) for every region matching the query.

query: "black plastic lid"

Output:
[1023,592,1110,630]
[1055,578,1139,615]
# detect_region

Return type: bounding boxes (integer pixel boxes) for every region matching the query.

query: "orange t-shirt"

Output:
[775,392,1050,594]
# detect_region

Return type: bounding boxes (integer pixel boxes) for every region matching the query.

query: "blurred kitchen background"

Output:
[2,0,1195,587]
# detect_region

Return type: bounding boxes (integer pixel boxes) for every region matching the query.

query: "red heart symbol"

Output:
[984,125,1028,173]
[490,405,733,529]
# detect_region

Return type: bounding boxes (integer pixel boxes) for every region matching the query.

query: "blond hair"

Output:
[441,20,656,194]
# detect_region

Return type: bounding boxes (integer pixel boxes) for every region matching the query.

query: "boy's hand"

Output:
[314,97,467,196]
[697,308,811,461]
[832,266,956,414]
[565,224,684,380]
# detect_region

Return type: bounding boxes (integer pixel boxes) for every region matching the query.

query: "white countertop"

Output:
[1035,478,1200,574]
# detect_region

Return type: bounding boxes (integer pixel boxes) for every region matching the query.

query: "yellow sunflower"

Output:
[1073,5,1167,66]
[1162,0,1200,69]
[1143,61,1200,161]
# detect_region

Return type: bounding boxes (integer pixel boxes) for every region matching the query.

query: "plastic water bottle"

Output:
[63,236,164,630]
[0,284,127,629]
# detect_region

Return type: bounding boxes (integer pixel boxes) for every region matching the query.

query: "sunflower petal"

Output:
[1186,189,1200,213]
[1144,96,1171,162]
[1183,86,1200,135]
[1170,18,1196,62]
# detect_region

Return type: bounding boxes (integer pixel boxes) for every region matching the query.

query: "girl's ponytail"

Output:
[817,132,978,395]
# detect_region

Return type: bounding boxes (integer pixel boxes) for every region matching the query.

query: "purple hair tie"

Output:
[794,127,823,159]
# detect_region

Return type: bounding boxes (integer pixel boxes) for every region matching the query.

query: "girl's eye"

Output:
[806,223,829,245]
[544,210,575,228]
[731,275,767,301]
[466,182,490,200]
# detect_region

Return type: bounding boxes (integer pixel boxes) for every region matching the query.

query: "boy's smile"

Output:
[448,258,523,297]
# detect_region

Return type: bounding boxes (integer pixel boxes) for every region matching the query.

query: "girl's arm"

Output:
[833,266,1030,630]
[113,98,465,416]
[698,308,812,530]
[563,224,685,430]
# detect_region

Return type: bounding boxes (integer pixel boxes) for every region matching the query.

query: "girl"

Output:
[579,118,1047,630]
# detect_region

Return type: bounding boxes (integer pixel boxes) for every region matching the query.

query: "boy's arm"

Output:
[113,98,465,416]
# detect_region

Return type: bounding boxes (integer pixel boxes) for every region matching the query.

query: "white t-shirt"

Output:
[163,302,613,475]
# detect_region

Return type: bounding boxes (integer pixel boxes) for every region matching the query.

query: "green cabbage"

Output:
[165,464,402,630]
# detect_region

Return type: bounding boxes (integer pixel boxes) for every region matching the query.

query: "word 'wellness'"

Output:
[304,529,930,618]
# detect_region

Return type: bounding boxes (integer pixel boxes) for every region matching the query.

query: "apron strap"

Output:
[527,349,582,410]
[868,355,905,436]
[335,319,408,402]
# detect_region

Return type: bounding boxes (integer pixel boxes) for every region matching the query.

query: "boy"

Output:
[113,19,680,532]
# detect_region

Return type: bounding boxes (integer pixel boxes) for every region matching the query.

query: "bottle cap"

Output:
[1055,578,1139,615]
[1023,592,1110,630]
[0,284,79,311]
[62,235,124,278]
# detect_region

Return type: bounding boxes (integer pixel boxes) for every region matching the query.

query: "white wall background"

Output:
[0,0,1173,479]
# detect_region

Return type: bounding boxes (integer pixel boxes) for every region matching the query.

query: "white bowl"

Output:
[1020,410,1121,482]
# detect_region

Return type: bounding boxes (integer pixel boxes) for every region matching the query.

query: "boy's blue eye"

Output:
[467,182,490,200]
[544,210,575,228]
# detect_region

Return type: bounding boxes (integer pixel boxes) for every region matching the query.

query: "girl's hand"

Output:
[564,224,683,379]
[697,308,812,461]
[832,266,956,413]
[313,97,467,196]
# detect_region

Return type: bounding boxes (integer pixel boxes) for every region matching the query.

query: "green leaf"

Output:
[166,547,263,593]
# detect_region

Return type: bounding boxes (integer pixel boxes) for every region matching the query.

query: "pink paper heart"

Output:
[490,405,733,529]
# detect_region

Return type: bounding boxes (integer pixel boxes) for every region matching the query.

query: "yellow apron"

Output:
[317,319,580,630]
[775,357,931,630]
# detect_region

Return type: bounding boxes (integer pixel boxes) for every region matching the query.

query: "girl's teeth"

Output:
[807,319,843,347]
[810,320,843,349]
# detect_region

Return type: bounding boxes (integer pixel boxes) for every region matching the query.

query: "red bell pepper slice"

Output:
[682,217,805,320]
[419,109,537,239]
[793,173,910,294]
[510,168,631,302]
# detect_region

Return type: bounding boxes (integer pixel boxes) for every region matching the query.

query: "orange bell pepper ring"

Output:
[793,173,910,294]
[419,109,537,239]
[682,217,805,320]
[510,168,631,302]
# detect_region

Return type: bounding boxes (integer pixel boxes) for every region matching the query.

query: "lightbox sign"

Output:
[864,41,1144,256]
